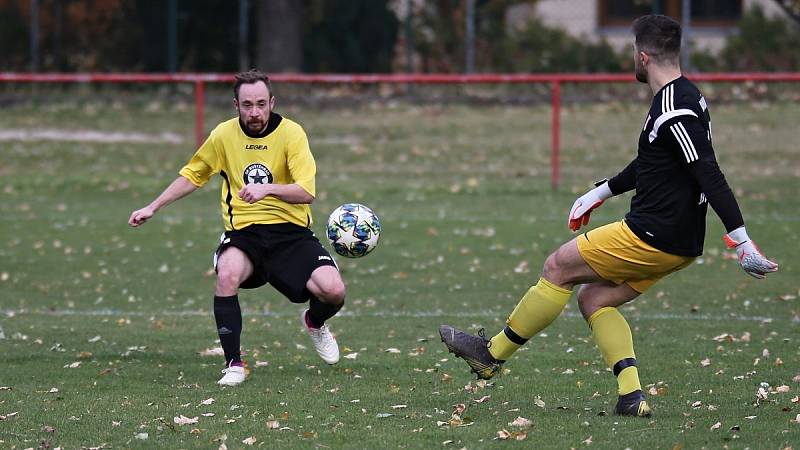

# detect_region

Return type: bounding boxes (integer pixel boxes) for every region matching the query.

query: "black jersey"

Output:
[608,76,743,257]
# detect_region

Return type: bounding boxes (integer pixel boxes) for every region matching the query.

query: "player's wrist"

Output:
[592,180,613,201]
[724,226,750,248]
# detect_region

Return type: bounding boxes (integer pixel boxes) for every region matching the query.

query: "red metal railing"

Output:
[3,72,799,188]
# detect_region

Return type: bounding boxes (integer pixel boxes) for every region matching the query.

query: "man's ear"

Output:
[233,98,239,110]
[639,51,649,65]
[269,96,276,111]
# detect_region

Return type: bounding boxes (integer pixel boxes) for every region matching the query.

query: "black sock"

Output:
[307,296,343,328]
[214,295,242,364]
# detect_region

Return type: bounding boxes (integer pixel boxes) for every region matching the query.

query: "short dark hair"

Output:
[632,15,682,63]
[233,69,272,100]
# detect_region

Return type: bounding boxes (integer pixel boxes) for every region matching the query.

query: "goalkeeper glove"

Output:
[723,226,778,279]
[568,179,613,232]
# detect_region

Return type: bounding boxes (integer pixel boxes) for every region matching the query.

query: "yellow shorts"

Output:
[576,220,695,293]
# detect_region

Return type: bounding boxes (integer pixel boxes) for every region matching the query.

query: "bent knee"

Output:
[542,250,567,284]
[316,280,346,305]
[216,267,244,292]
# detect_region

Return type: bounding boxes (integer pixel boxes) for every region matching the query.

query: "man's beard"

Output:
[635,64,648,83]
[245,119,265,132]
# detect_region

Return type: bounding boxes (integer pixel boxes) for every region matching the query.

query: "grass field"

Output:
[0,88,798,449]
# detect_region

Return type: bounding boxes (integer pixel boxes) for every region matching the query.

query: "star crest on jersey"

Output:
[243,163,273,185]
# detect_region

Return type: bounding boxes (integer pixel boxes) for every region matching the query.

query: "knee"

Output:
[216,267,243,294]
[316,279,346,305]
[542,251,563,284]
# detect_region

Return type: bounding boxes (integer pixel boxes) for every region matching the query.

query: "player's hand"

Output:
[724,226,778,279]
[128,206,155,227]
[238,184,270,204]
[568,180,613,232]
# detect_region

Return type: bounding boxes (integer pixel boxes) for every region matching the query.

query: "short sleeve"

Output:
[179,131,222,187]
[286,125,316,197]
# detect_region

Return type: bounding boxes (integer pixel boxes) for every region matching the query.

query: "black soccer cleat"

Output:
[439,325,503,380]
[614,390,652,417]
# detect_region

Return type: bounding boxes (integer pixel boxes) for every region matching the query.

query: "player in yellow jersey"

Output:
[128,70,344,386]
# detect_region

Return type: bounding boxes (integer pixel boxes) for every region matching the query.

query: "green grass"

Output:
[0,93,798,449]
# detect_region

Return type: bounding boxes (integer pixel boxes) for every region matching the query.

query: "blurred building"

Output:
[508,0,791,54]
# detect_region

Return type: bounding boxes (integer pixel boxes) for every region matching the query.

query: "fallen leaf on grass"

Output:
[509,416,533,427]
[343,353,358,360]
[700,358,711,367]
[582,435,593,445]
[266,420,280,429]
[174,415,199,425]
[712,334,734,342]
[48,388,59,394]
[242,436,256,445]
[134,432,148,440]
[200,398,215,405]
[534,395,546,408]
[391,404,407,409]
[710,422,721,430]
[199,347,225,357]
[0,412,19,420]
[384,348,401,353]
[775,385,790,393]
[376,413,394,418]
[0,387,11,391]
[473,395,491,403]
[756,387,769,403]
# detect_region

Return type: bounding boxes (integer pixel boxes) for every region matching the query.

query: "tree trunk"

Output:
[256,0,303,73]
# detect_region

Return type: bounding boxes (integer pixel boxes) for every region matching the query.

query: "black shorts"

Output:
[213,223,338,303]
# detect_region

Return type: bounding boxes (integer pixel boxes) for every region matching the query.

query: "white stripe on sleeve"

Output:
[676,122,698,161]
[669,123,698,163]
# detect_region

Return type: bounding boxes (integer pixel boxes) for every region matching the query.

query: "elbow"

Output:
[300,191,315,204]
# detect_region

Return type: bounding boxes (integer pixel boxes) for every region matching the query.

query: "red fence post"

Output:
[194,80,206,148]
[551,80,561,190]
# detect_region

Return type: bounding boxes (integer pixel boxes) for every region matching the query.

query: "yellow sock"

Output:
[588,307,641,395]
[488,278,571,361]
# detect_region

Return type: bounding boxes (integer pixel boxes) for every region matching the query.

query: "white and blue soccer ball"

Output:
[326,203,381,258]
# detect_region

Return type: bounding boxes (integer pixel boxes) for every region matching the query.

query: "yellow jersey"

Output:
[179,114,316,230]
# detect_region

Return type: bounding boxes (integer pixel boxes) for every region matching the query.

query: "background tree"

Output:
[256,0,303,73]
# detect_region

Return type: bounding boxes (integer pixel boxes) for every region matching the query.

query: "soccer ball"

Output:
[326,203,381,258]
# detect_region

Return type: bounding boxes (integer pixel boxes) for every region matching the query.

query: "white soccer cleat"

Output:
[301,309,340,365]
[217,362,246,386]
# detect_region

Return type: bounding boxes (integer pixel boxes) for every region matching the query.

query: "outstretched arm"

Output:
[128,176,199,227]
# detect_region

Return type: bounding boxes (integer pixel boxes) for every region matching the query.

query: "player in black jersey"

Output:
[439,15,777,417]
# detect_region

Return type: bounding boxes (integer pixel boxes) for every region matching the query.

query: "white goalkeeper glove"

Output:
[568,180,613,232]
[723,226,778,279]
